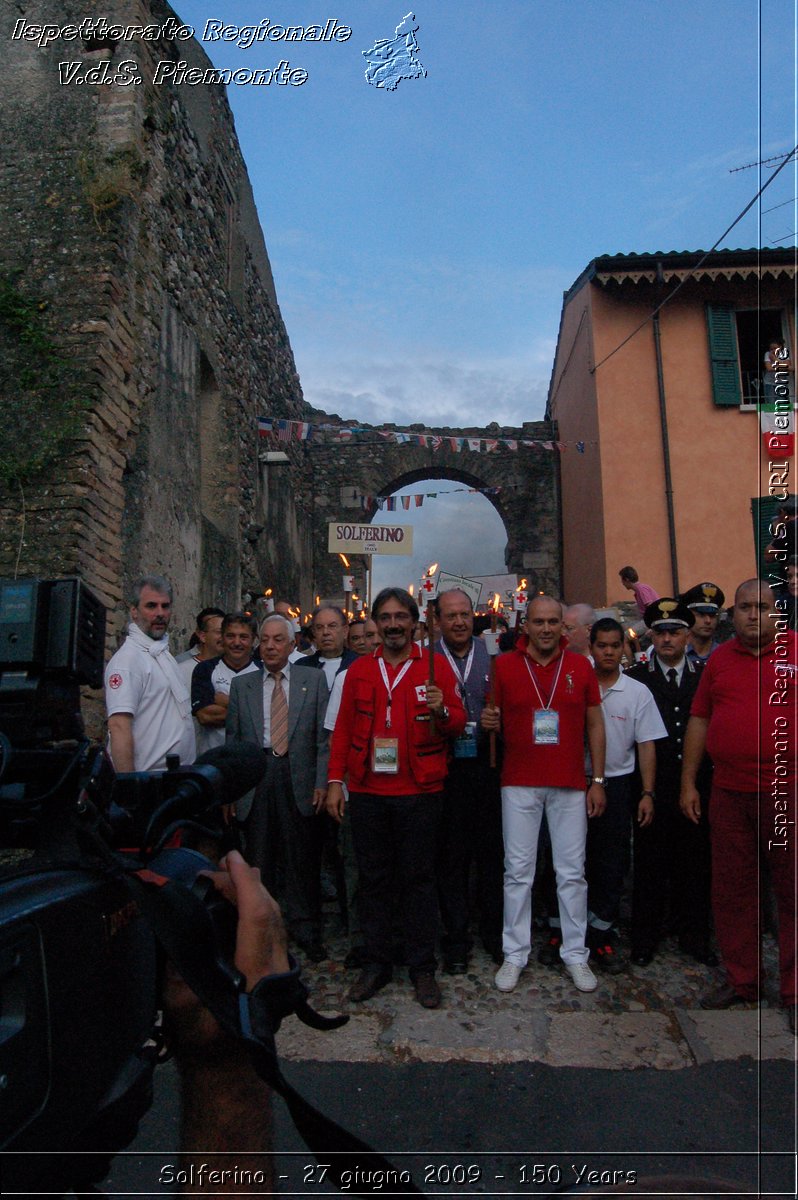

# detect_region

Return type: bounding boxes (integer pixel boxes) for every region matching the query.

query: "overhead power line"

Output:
[729,149,798,172]
[590,142,798,376]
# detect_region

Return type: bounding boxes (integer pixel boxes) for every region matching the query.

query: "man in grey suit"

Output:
[226,614,331,961]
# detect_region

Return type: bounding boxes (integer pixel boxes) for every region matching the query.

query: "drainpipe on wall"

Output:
[651,266,679,594]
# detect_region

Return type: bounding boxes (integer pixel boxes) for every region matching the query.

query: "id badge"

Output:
[453,721,478,759]
[533,708,559,745]
[372,737,399,773]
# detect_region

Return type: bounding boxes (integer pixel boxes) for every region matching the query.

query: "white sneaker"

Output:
[495,961,523,992]
[566,962,597,992]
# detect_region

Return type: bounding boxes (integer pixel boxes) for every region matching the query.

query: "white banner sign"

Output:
[436,571,483,611]
[328,522,413,556]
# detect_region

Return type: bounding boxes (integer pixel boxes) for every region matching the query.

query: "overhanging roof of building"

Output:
[564,247,797,304]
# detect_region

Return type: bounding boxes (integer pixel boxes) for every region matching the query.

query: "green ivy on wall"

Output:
[0,275,89,486]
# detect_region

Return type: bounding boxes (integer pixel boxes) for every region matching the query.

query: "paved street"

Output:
[105,926,796,1198]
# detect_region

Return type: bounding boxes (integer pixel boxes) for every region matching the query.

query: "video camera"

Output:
[0,578,265,1194]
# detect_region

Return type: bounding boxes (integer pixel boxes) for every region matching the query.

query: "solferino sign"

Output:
[328,522,413,556]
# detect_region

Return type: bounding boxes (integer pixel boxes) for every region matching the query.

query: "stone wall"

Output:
[0,0,312,663]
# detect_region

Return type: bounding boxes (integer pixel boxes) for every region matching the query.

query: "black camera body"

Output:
[0,578,246,1192]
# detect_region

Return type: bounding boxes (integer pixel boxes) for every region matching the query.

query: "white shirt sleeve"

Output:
[324,669,347,732]
[105,648,145,717]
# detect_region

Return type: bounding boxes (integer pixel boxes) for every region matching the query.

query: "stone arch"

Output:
[304,421,561,603]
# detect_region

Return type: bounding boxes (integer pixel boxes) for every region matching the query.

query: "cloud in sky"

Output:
[370,482,508,595]
[299,350,553,428]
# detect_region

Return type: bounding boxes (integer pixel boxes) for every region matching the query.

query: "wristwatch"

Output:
[641,789,655,798]
[592,775,606,786]
[438,706,450,721]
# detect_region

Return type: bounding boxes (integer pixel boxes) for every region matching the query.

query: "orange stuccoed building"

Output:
[547,248,796,608]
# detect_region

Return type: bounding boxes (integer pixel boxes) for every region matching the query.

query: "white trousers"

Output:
[501,786,589,966]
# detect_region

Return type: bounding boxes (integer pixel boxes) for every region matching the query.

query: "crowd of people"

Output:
[103,566,796,1031]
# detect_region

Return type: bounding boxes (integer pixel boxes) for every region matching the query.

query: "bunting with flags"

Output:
[258,417,567,452]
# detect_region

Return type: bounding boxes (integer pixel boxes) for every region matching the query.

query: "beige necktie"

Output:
[270,671,288,756]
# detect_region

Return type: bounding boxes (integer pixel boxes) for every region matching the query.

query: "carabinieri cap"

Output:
[643,597,695,630]
[680,582,725,614]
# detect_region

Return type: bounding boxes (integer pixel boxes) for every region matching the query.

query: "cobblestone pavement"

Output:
[278,915,795,1070]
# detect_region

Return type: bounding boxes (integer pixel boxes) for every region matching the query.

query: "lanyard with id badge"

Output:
[524,653,566,745]
[373,657,415,773]
[441,641,478,760]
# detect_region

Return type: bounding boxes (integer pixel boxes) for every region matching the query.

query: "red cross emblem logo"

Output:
[109,673,123,690]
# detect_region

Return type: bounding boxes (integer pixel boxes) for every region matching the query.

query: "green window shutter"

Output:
[752,495,784,578]
[706,305,742,406]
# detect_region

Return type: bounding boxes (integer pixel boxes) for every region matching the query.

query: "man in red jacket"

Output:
[327,587,466,1009]
[681,578,797,1032]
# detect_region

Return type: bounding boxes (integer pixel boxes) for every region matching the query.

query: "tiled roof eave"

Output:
[595,264,797,288]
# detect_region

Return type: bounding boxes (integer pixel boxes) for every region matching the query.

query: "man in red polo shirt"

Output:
[482,595,607,993]
[326,587,466,1009]
[681,578,797,1032]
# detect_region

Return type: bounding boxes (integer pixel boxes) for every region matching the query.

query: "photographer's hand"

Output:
[163,852,286,1191]
[204,849,290,986]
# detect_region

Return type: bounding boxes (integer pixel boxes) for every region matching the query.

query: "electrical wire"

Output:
[590,142,798,376]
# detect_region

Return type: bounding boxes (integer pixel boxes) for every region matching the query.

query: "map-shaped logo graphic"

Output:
[362,11,427,91]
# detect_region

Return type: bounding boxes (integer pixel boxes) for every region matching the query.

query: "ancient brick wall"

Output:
[0,0,312,664]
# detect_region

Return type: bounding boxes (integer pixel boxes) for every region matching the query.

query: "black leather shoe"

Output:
[348,966,392,1002]
[631,947,655,967]
[344,945,368,969]
[413,972,442,1009]
[699,983,752,1010]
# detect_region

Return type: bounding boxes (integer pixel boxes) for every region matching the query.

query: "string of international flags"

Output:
[257,416,585,453]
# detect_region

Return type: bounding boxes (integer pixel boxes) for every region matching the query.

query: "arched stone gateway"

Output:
[298,420,561,604]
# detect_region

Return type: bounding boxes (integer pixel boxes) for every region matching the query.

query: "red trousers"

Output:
[709,785,796,1005]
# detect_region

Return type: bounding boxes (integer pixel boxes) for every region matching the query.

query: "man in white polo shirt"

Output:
[191,611,259,754]
[104,574,195,771]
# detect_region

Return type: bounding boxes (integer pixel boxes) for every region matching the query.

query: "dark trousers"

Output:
[632,794,712,953]
[436,756,504,957]
[586,774,633,927]
[709,785,796,1004]
[241,753,324,943]
[349,791,443,977]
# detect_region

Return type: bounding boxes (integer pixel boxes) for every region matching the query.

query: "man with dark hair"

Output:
[681,583,725,665]
[105,574,195,771]
[326,587,466,1009]
[584,617,666,972]
[434,588,503,969]
[348,618,379,655]
[295,605,357,688]
[175,606,225,666]
[627,598,714,966]
[191,612,259,754]
[681,579,797,1031]
[482,595,606,994]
